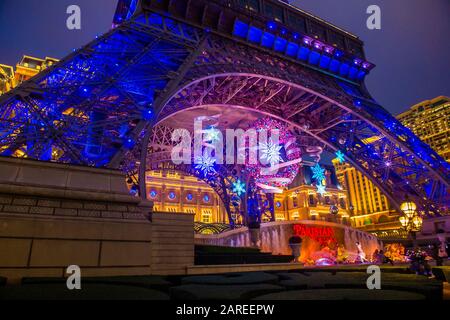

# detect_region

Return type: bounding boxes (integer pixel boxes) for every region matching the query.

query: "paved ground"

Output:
[0,267,447,300]
[444,283,450,300]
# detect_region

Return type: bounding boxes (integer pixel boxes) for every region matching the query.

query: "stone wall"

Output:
[0,157,194,283]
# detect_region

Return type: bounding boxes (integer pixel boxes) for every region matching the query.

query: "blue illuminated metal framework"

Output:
[0,0,448,221]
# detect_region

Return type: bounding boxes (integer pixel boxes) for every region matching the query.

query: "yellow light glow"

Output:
[399,216,408,227]
[400,200,417,217]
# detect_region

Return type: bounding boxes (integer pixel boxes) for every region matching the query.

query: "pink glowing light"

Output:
[303,37,313,46]
[313,41,323,50]
[324,46,334,54]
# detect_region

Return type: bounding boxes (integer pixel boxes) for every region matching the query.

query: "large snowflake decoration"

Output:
[195,155,217,175]
[335,150,345,164]
[245,117,301,190]
[311,163,326,182]
[232,180,246,197]
[260,138,283,166]
[316,183,327,196]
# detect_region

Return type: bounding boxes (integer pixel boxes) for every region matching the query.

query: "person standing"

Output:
[431,243,443,266]
[379,250,394,265]
[372,249,380,263]
[356,242,367,263]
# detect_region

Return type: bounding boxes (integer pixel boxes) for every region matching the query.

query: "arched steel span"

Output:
[137,119,324,225]
[135,71,449,216]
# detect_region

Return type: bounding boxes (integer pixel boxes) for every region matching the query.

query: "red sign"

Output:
[293,224,336,246]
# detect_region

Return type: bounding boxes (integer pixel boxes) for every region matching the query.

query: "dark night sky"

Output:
[0,0,448,114]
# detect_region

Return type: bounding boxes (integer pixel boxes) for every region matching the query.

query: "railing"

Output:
[370,229,408,240]
[194,222,244,235]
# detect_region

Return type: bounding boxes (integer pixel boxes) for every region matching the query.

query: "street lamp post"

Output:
[399,196,423,248]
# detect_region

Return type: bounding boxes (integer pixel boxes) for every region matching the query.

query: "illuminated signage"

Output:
[293,224,336,245]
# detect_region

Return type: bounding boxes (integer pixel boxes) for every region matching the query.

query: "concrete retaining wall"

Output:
[0,157,194,283]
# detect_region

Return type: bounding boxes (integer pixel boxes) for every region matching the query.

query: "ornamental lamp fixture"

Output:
[412,215,423,230]
[399,216,408,228]
[399,195,422,247]
[400,200,417,219]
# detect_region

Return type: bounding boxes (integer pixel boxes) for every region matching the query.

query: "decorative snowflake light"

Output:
[232,180,246,197]
[195,154,216,175]
[246,117,301,190]
[311,163,326,182]
[317,183,326,196]
[204,127,221,143]
[260,138,283,166]
[335,150,345,164]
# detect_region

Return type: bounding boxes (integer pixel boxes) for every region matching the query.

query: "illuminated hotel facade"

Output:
[0,64,15,94]
[397,96,450,162]
[272,165,350,223]
[332,159,399,232]
[0,55,59,96]
[146,170,228,224]
[144,165,350,225]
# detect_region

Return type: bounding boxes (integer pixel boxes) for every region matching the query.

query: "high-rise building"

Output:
[332,158,399,231]
[397,96,450,162]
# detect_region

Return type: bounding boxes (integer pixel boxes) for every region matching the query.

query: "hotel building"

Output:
[146,170,228,224]
[332,158,399,232]
[0,55,59,95]
[397,96,450,162]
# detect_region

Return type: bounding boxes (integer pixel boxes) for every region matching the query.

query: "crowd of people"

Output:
[368,241,449,276]
[372,249,395,265]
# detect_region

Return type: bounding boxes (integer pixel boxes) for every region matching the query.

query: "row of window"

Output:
[154,206,214,223]
[149,190,212,203]
[275,195,347,209]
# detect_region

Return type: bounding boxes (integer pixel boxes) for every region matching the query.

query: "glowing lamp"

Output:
[324,46,334,54]
[353,58,362,66]
[334,50,343,58]
[400,200,417,218]
[267,21,277,30]
[313,41,323,50]
[412,216,423,229]
[142,108,153,121]
[123,137,135,149]
[362,62,373,69]
[399,216,408,228]
[303,37,312,46]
